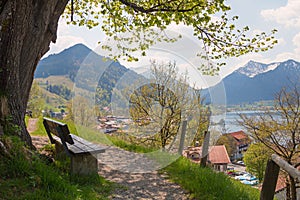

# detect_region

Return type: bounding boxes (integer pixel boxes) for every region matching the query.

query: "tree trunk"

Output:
[0,0,68,146]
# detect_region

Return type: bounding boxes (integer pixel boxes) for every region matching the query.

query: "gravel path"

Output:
[98,147,190,200]
[31,136,191,200]
[27,118,38,133]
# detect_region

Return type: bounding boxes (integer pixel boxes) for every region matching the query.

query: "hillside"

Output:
[35,44,91,80]
[35,44,145,107]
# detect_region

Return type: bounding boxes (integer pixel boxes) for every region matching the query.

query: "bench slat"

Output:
[71,134,105,149]
[52,134,106,155]
[69,134,106,155]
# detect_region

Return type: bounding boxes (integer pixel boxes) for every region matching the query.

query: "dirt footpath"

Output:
[31,136,191,200]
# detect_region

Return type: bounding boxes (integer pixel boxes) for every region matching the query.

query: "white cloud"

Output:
[48,35,85,54]
[277,38,287,46]
[275,52,298,61]
[267,33,300,62]
[292,32,300,46]
[44,19,86,56]
[261,0,300,27]
[57,18,71,35]
[292,32,300,55]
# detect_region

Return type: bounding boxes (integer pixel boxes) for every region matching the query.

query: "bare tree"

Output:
[239,84,300,200]
[129,61,209,149]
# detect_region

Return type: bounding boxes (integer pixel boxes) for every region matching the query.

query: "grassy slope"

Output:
[0,135,114,200]
[35,76,71,110]
[36,75,93,101]
[163,157,260,200]
[36,76,74,89]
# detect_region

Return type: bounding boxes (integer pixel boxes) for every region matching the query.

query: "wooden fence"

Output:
[260,154,300,200]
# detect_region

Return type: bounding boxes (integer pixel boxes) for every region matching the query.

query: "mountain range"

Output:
[206,59,300,104]
[35,44,300,105]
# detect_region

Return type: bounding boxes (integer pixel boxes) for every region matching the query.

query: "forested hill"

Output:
[35,44,144,106]
[35,44,93,80]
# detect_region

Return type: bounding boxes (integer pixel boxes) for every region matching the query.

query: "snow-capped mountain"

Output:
[204,59,300,105]
[236,60,280,78]
[280,59,300,71]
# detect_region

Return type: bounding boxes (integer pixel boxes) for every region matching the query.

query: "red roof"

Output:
[275,175,286,192]
[209,145,231,164]
[183,145,231,164]
[229,130,248,140]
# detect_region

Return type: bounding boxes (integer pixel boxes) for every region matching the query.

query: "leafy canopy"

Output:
[64,0,277,74]
[243,143,272,182]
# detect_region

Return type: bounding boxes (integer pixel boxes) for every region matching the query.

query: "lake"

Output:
[210,110,266,133]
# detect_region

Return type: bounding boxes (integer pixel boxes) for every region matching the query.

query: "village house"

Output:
[183,145,231,172]
[97,115,131,134]
[227,130,251,160]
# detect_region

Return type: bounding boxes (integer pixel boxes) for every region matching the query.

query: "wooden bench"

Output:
[43,117,106,175]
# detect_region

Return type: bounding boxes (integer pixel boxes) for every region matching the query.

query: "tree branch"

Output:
[119,0,204,13]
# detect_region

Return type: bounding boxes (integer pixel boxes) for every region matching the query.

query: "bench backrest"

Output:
[43,117,74,145]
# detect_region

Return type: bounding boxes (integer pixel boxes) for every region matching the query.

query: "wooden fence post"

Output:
[200,131,210,167]
[178,120,187,155]
[260,159,280,200]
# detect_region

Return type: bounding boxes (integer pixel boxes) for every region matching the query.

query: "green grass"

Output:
[0,135,115,200]
[105,134,159,153]
[73,125,113,146]
[26,118,261,199]
[29,116,47,136]
[162,157,260,200]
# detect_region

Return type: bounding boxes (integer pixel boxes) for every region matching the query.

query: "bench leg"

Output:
[71,154,98,175]
[54,141,67,160]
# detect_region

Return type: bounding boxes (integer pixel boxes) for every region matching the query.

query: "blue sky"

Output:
[46,0,299,86]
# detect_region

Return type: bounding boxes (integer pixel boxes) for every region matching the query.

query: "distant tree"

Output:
[191,106,211,146]
[216,134,236,158]
[243,143,272,182]
[72,96,94,127]
[27,81,45,118]
[239,84,300,200]
[0,0,277,147]
[64,101,74,122]
[47,84,72,100]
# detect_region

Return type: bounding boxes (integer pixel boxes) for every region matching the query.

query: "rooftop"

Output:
[229,131,248,141]
[183,145,231,164]
[209,145,231,164]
